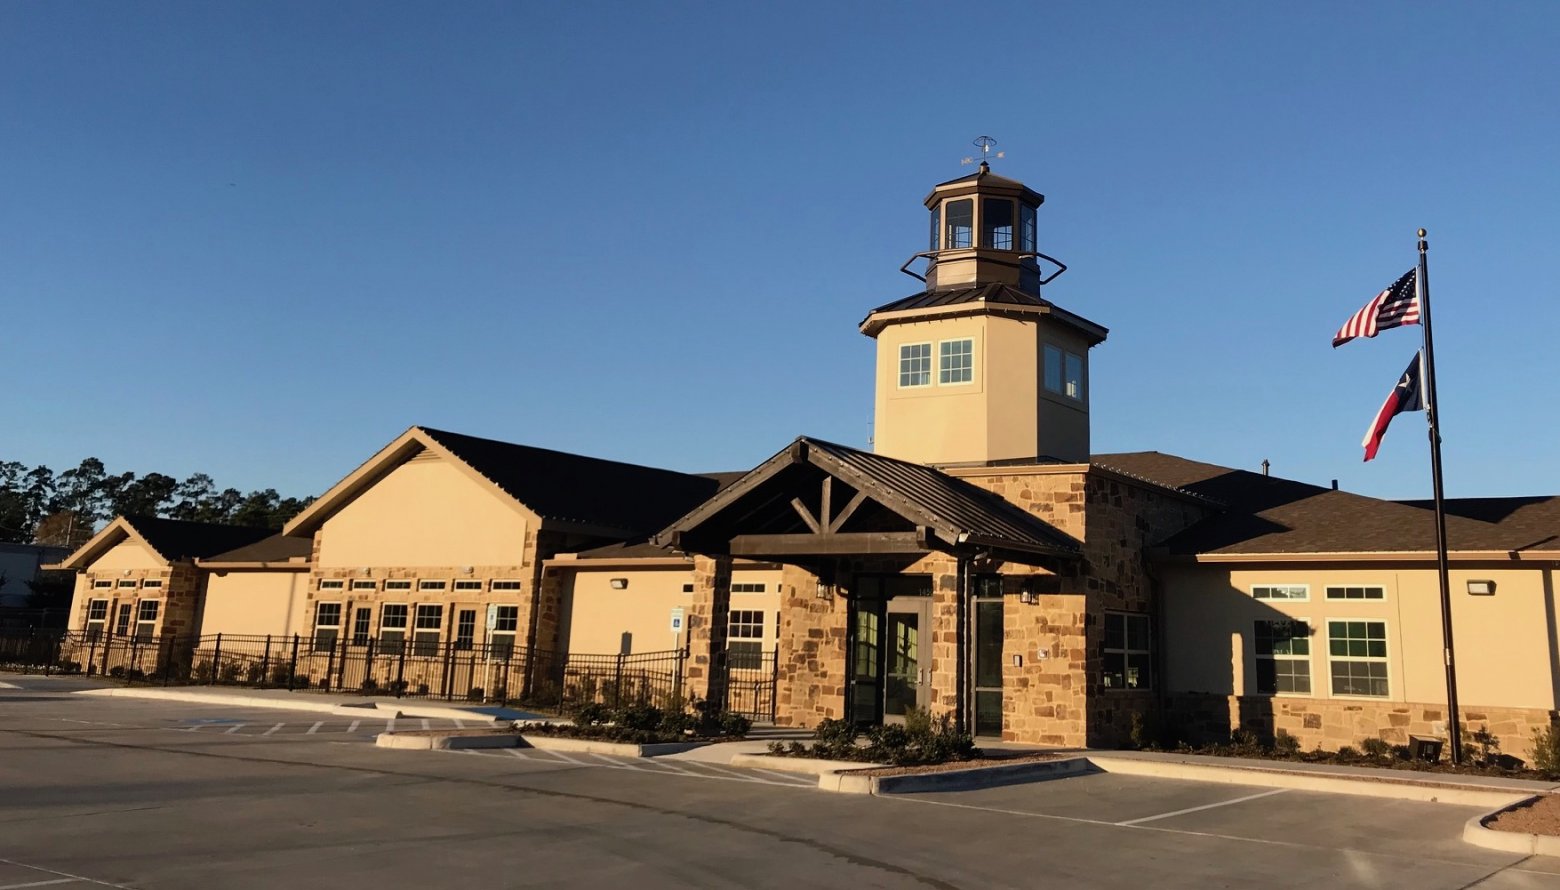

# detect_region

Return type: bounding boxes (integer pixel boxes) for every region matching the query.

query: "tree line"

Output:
[0,457,314,549]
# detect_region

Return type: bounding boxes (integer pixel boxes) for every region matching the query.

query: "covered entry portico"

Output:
[654,437,1080,735]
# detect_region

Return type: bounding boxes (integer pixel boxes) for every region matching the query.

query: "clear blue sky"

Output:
[4,1,1557,501]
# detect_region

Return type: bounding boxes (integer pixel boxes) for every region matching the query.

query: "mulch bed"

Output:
[1487,794,1560,836]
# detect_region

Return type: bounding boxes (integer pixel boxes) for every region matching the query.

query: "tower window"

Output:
[1044,344,1084,401]
[944,199,973,249]
[1020,204,1037,253]
[939,339,973,384]
[981,199,1014,250]
[898,343,932,388]
[929,205,941,251]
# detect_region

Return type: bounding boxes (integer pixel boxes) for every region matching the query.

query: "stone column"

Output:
[683,555,732,708]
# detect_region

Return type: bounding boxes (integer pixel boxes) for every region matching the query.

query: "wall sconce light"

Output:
[1019,589,1038,605]
[1466,579,1496,596]
[610,578,629,590]
[815,581,833,600]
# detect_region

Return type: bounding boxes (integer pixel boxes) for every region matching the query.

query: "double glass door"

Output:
[848,575,932,725]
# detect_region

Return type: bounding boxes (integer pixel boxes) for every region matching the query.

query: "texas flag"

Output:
[1363,353,1426,461]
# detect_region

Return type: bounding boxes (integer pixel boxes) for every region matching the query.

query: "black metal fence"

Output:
[719,649,779,723]
[0,629,781,720]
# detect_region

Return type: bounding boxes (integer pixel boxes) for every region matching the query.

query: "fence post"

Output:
[99,624,113,678]
[674,646,686,706]
[289,634,300,691]
[501,648,511,705]
[211,633,223,685]
[442,641,454,701]
[395,640,407,698]
[769,649,779,723]
[325,634,337,692]
[613,653,625,709]
[364,636,377,693]
[40,630,52,677]
[162,634,176,686]
[557,651,566,713]
[260,635,272,687]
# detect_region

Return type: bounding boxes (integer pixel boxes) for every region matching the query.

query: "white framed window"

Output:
[351,580,377,592]
[118,579,138,589]
[454,580,483,592]
[731,582,765,594]
[727,610,766,669]
[1252,584,1308,601]
[1326,585,1385,601]
[1328,620,1389,697]
[1255,619,1311,695]
[1103,612,1152,690]
[92,579,113,590]
[141,579,163,590]
[135,600,159,642]
[384,580,412,592]
[314,602,343,652]
[418,580,448,593]
[944,198,973,249]
[939,338,974,385]
[491,580,521,592]
[114,603,133,637]
[319,579,345,591]
[413,605,444,656]
[898,342,932,388]
[85,599,109,642]
[351,607,371,646]
[489,605,518,657]
[379,604,409,653]
[1043,344,1084,401]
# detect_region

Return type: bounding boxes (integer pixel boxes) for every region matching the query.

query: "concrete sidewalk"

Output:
[73,685,545,722]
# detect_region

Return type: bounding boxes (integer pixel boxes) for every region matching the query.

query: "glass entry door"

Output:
[847,575,932,724]
[883,595,931,723]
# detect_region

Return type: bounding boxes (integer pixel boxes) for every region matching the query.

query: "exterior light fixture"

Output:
[609,578,629,590]
[816,581,832,600]
[1466,580,1496,596]
[1019,581,1038,605]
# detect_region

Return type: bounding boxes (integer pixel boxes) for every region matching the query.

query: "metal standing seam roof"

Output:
[656,436,1080,558]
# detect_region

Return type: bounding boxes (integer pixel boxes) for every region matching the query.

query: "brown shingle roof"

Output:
[122,516,275,562]
[1091,452,1560,556]
[205,533,314,563]
[420,427,722,538]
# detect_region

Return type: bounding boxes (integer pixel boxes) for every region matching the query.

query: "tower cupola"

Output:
[922,161,1048,293]
[861,153,1108,467]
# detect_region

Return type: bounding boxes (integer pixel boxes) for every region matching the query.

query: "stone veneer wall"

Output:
[683,556,733,706]
[956,468,1211,747]
[1170,692,1559,758]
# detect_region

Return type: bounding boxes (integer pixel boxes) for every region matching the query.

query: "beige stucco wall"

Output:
[67,539,172,633]
[200,570,310,638]
[315,454,530,568]
[561,564,782,655]
[1163,563,1560,712]
[872,314,1091,466]
[85,539,166,572]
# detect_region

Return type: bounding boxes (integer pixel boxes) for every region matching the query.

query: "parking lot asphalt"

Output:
[4,673,1560,889]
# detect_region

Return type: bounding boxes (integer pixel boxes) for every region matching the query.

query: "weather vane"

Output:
[961,135,1004,167]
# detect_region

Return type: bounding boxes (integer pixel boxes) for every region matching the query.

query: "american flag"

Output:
[1332,269,1420,347]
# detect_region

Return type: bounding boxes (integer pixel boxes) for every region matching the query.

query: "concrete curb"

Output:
[867,757,1095,795]
[1460,797,1560,855]
[73,687,505,722]
[728,754,887,775]
[376,732,524,751]
[520,735,711,758]
[1087,755,1534,807]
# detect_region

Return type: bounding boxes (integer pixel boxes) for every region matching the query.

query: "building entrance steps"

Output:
[72,685,545,722]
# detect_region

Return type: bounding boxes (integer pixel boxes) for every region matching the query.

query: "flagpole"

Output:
[1417,228,1463,764]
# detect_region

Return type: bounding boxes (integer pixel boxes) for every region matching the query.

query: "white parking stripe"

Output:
[751,768,815,783]
[305,721,324,735]
[453,719,466,728]
[420,719,431,730]
[347,720,361,733]
[262,723,285,736]
[1115,788,1289,826]
[0,877,80,888]
[0,855,136,888]
[536,750,591,766]
[504,748,532,760]
[223,724,247,734]
[682,761,765,781]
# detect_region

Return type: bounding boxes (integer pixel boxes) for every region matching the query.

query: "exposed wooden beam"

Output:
[820,477,833,534]
[729,531,927,557]
[789,497,821,534]
[827,489,869,533]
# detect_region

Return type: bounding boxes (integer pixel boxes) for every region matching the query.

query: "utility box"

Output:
[1408,735,1444,763]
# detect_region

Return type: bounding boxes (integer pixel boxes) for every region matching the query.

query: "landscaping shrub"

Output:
[772,709,977,766]
[466,686,485,702]
[1532,724,1560,777]
[537,700,750,744]
[107,665,125,679]
[1360,737,1392,761]
[1273,730,1301,757]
